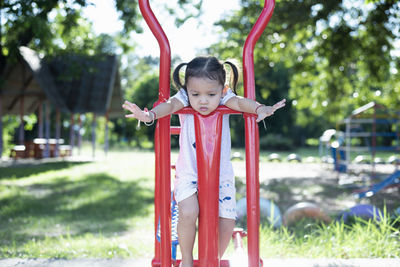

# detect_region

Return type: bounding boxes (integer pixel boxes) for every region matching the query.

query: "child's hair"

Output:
[173,56,238,94]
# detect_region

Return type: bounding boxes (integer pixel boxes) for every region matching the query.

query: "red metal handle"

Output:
[138,0,171,103]
[176,106,242,116]
[138,1,172,267]
[194,112,224,267]
[243,1,275,267]
[243,0,275,100]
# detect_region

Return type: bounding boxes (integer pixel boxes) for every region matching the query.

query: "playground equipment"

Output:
[319,129,337,161]
[236,197,282,228]
[231,151,244,161]
[305,156,316,163]
[322,102,400,198]
[334,102,400,174]
[337,204,383,223]
[229,228,248,267]
[267,153,281,162]
[395,207,400,217]
[354,170,400,198]
[286,153,301,163]
[138,0,275,266]
[388,155,400,165]
[283,202,331,227]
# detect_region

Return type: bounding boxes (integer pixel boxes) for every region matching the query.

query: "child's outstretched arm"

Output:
[122,97,184,123]
[225,96,286,122]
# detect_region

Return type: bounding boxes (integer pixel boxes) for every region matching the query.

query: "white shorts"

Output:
[174,177,237,220]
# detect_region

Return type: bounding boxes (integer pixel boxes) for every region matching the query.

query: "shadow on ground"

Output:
[0,161,91,179]
[0,172,153,247]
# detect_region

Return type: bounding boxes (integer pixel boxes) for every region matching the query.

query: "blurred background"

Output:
[0,0,399,157]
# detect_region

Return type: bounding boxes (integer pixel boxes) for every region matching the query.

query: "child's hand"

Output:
[122,100,153,123]
[256,99,286,122]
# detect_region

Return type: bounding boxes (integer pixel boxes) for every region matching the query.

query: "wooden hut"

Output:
[45,50,123,157]
[0,46,123,159]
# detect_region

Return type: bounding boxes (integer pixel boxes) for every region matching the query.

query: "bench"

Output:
[10,145,26,159]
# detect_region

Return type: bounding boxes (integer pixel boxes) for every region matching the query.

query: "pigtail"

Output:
[173,63,188,90]
[224,61,239,94]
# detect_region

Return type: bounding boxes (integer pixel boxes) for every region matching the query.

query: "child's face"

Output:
[186,77,223,116]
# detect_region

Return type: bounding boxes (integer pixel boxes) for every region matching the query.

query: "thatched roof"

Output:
[0,47,123,119]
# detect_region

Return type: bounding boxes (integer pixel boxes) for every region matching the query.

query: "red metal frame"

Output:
[243,2,275,266]
[194,112,223,266]
[138,1,171,266]
[138,1,275,266]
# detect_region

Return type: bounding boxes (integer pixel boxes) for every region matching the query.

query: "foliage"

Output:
[209,0,400,143]
[76,113,117,147]
[117,55,159,147]
[0,0,202,63]
[281,0,400,126]
[0,0,204,154]
[3,0,400,151]
[259,133,294,150]
[117,54,184,148]
[1,115,20,156]
[209,14,298,145]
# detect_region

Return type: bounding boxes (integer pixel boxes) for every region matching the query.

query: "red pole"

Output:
[243,0,275,99]
[152,124,162,267]
[242,1,275,266]
[194,112,224,267]
[244,118,260,267]
[138,1,172,266]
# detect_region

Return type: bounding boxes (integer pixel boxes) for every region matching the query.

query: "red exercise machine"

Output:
[138,1,275,266]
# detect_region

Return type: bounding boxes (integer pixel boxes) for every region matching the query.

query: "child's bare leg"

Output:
[178,193,199,267]
[219,217,235,258]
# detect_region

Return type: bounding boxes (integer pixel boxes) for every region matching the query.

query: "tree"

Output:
[210,0,400,144]
[117,54,185,148]
[0,0,203,73]
[0,0,203,153]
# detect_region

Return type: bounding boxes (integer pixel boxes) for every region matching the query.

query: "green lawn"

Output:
[0,151,156,259]
[0,150,399,259]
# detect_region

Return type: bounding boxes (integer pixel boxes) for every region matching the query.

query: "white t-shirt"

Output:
[171,88,236,211]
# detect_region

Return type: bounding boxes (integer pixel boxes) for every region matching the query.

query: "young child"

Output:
[123,56,285,267]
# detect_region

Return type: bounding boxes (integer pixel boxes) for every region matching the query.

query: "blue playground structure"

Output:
[355,170,400,198]
[320,102,400,198]
[339,102,399,172]
[156,193,179,261]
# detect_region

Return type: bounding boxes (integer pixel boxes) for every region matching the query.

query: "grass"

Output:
[1,149,399,259]
[259,215,400,258]
[0,150,156,259]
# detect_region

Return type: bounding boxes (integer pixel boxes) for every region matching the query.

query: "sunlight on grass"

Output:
[259,215,400,258]
[1,150,400,259]
[0,150,156,259]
